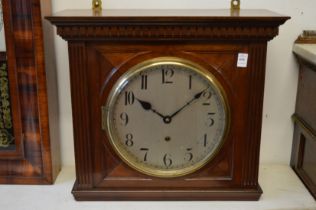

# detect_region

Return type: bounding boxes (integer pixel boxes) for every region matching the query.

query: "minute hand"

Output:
[170,88,207,119]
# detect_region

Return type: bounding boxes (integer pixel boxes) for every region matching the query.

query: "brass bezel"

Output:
[104,57,230,178]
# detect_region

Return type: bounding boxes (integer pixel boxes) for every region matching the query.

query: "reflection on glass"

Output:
[0,1,5,51]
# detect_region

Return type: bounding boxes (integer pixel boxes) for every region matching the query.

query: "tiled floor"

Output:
[0,165,315,210]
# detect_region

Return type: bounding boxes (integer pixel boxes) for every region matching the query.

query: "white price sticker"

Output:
[237,53,249,68]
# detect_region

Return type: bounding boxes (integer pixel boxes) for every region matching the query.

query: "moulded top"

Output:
[47,9,290,24]
[46,9,290,42]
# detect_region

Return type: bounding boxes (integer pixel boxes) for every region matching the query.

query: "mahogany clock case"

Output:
[0,0,60,184]
[47,9,289,200]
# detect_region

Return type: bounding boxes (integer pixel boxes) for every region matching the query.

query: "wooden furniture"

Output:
[48,9,289,201]
[292,37,316,199]
[0,0,60,184]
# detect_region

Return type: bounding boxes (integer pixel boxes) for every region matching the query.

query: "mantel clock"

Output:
[47,9,289,200]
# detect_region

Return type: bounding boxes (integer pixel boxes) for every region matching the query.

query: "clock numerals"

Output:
[125,133,134,147]
[162,68,174,84]
[185,148,193,161]
[141,74,148,90]
[203,134,208,147]
[107,62,227,176]
[163,154,173,167]
[125,91,135,106]
[206,113,215,127]
[202,91,212,106]
[120,112,129,126]
[140,148,149,161]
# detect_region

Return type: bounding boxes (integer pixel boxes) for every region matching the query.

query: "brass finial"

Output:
[92,0,102,13]
[231,0,240,11]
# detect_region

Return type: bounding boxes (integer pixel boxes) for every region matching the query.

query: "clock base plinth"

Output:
[72,182,262,201]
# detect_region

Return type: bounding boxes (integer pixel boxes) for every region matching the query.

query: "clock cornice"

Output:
[46,9,289,42]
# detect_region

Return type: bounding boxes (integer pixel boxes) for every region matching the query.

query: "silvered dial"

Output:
[105,57,229,177]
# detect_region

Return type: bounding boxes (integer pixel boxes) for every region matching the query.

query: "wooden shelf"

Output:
[0,164,315,209]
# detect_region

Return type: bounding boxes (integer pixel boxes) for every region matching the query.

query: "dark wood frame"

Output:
[0,0,60,184]
[1,13,24,159]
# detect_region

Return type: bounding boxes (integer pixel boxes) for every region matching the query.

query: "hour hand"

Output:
[136,98,165,119]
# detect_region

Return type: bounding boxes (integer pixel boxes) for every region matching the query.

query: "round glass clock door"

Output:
[104,57,229,178]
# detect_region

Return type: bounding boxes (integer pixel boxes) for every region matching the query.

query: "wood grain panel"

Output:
[242,43,267,189]
[68,43,93,189]
[0,0,60,184]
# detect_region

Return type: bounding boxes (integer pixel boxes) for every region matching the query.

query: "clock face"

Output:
[104,57,229,177]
